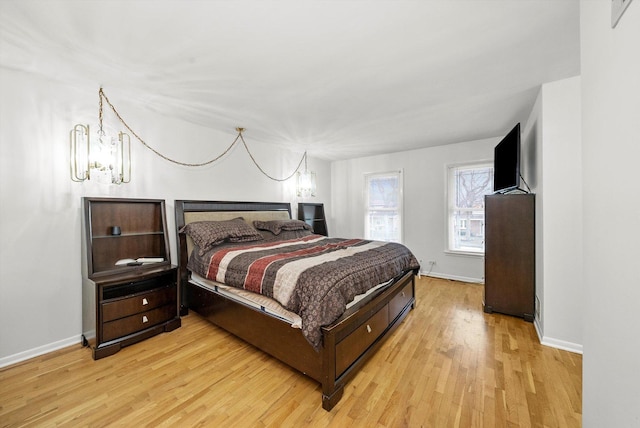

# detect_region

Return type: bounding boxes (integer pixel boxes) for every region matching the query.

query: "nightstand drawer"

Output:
[102,304,176,342]
[102,285,176,322]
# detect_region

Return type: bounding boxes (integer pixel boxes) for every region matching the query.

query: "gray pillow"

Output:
[253,219,313,235]
[180,218,263,255]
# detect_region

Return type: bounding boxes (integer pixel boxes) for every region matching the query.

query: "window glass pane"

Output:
[365,171,402,243]
[455,167,493,209]
[368,176,399,210]
[451,209,486,252]
[367,211,400,242]
[447,163,492,254]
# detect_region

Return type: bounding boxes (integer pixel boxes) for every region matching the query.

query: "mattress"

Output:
[189,273,392,329]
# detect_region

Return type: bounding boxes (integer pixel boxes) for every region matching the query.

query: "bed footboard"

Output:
[320,270,415,410]
[186,270,415,411]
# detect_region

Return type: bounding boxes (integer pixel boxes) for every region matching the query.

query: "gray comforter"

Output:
[188,235,420,349]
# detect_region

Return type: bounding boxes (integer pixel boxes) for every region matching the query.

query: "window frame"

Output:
[364,170,404,243]
[445,161,493,257]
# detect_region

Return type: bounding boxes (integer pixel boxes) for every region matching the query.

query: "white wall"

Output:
[331,139,497,283]
[523,77,584,353]
[523,87,544,332]
[540,77,583,352]
[0,69,331,364]
[580,2,640,426]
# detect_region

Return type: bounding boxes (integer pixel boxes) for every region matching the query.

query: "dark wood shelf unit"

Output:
[297,202,328,236]
[81,197,180,359]
[483,193,535,322]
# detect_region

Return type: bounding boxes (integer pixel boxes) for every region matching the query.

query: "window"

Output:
[365,170,403,243]
[447,163,493,254]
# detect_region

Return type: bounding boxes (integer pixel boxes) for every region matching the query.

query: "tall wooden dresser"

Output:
[483,193,535,321]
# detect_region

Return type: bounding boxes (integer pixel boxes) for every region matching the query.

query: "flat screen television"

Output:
[493,123,521,193]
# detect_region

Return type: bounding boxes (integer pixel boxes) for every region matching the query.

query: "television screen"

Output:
[493,123,521,193]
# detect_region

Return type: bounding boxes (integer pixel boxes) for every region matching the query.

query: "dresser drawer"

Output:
[102,285,176,322]
[335,306,389,376]
[389,280,414,321]
[102,304,176,342]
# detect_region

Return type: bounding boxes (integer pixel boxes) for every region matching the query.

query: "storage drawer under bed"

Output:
[388,280,414,321]
[333,277,415,378]
[335,306,389,376]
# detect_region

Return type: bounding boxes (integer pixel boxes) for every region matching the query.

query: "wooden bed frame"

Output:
[175,200,417,411]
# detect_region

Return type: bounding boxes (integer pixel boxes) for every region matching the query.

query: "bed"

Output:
[175,200,419,410]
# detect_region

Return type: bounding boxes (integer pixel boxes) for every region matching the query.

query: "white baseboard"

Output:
[0,335,82,369]
[540,336,583,354]
[534,318,583,354]
[420,270,484,284]
[534,318,543,341]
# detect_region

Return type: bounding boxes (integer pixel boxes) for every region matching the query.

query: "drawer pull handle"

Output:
[366,324,372,333]
[401,292,405,297]
[142,315,149,323]
[142,298,149,305]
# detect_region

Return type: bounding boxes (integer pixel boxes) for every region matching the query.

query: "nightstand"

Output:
[297,202,328,236]
[81,197,181,359]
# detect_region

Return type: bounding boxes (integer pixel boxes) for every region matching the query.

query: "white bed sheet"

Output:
[189,273,393,329]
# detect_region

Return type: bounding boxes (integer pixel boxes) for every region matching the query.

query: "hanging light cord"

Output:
[98,87,307,180]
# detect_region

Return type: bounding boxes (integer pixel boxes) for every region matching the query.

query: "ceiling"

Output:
[0,0,580,161]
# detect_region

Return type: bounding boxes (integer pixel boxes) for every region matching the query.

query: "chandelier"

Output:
[70,87,315,195]
[296,154,316,198]
[70,90,130,184]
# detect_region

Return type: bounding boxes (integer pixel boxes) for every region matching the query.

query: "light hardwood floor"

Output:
[0,277,582,427]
